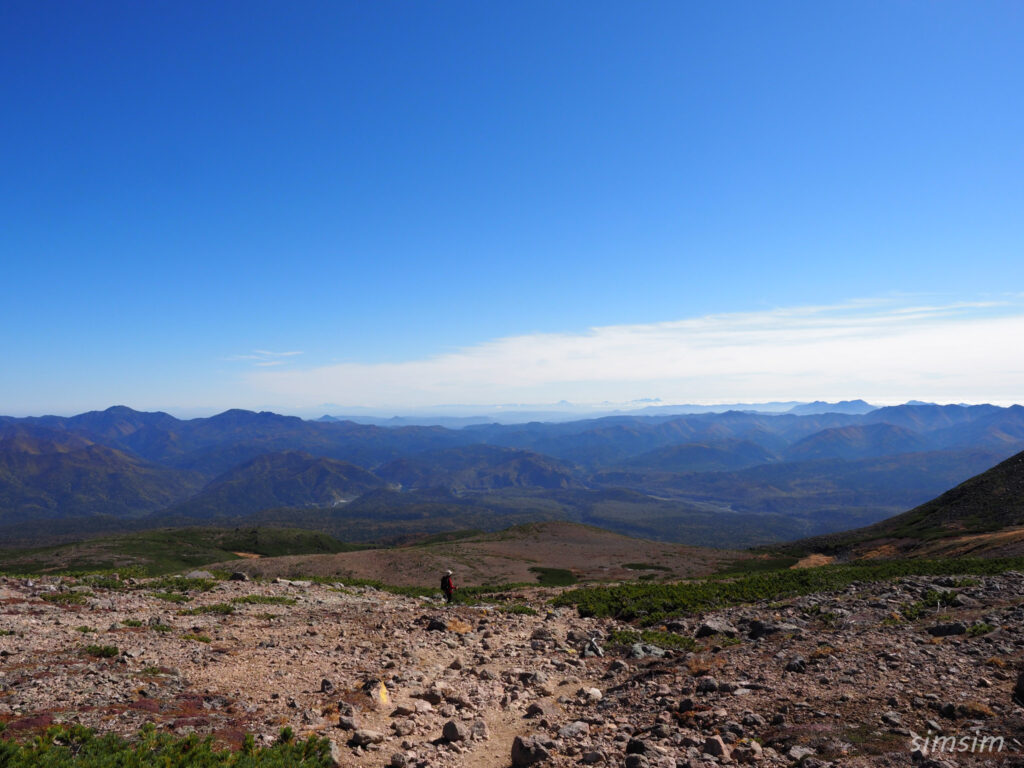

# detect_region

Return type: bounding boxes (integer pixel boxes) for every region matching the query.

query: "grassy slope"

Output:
[777,449,1024,557]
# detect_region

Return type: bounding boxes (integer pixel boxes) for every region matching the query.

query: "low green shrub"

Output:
[150,592,192,603]
[80,575,127,591]
[41,592,87,605]
[0,723,333,766]
[606,628,698,651]
[529,567,577,587]
[554,557,1024,625]
[83,644,119,658]
[147,576,219,593]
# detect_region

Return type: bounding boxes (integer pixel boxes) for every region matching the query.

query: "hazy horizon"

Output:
[4,395,1021,423]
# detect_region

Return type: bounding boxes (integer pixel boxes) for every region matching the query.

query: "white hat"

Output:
[446,569,453,575]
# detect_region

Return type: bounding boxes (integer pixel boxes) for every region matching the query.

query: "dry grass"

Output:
[685,655,724,677]
[446,618,473,634]
[960,701,995,719]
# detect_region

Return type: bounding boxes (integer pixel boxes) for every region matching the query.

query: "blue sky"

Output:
[2,2,1022,416]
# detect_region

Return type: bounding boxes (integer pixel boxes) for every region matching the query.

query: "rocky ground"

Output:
[1,570,1024,767]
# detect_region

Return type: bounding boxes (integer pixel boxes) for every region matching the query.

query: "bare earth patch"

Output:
[210,522,745,586]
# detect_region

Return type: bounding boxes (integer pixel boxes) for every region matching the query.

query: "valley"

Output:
[2,403,1022,552]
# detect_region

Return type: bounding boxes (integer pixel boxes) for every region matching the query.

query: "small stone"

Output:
[703,735,730,758]
[469,719,489,741]
[349,729,384,746]
[788,745,815,761]
[696,618,739,638]
[785,656,807,673]
[696,677,718,693]
[926,623,967,637]
[578,687,602,701]
[327,740,345,767]
[442,720,468,742]
[228,572,249,581]
[733,740,763,763]
[1013,671,1024,705]
[624,756,650,768]
[511,735,551,766]
[525,701,553,718]
[320,678,334,694]
[559,720,589,739]
[625,738,648,754]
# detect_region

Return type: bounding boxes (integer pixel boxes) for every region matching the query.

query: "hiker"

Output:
[441,569,456,603]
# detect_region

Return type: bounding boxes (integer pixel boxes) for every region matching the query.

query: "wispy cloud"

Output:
[248,298,1024,408]
[226,350,304,365]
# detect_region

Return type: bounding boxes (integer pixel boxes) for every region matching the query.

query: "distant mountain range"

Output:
[1,401,1022,549]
